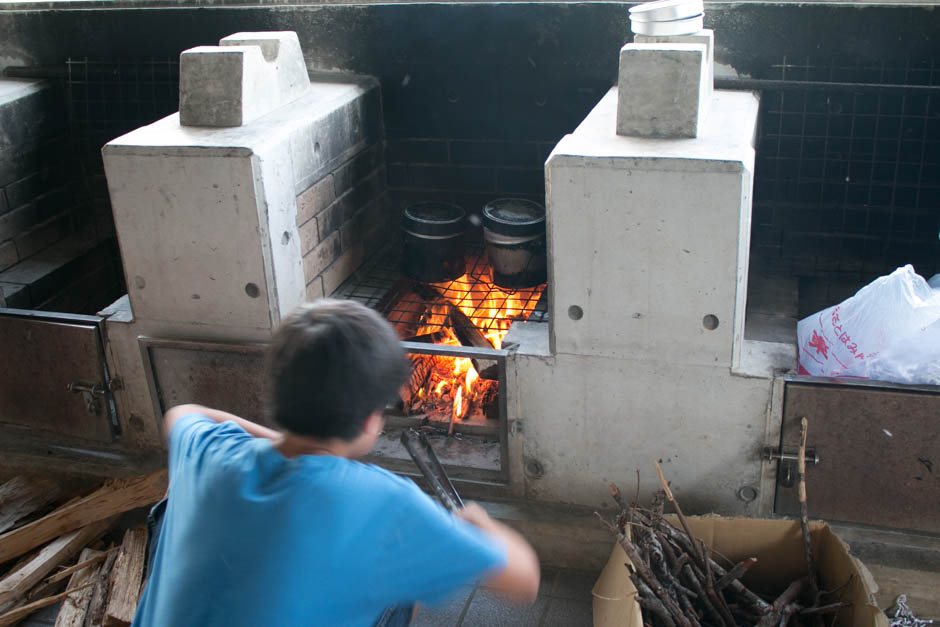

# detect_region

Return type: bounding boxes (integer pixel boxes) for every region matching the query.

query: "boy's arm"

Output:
[164,404,282,440]
[456,503,540,603]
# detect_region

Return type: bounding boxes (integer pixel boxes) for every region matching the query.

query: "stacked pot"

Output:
[628,0,704,36]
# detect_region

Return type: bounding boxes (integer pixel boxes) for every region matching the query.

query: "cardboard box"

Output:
[592,516,887,627]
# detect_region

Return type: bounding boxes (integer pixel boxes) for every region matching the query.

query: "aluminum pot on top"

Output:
[401,202,467,283]
[482,198,547,289]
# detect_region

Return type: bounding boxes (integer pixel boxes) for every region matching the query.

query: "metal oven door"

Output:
[0,308,120,449]
[773,376,940,534]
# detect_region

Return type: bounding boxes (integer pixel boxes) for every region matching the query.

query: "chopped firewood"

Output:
[53,548,103,627]
[0,582,94,627]
[0,477,61,534]
[84,547,119,627]
[25,545,120,603]
[0,471,166,564]
[103,527,148,627]
[0,518,113,607]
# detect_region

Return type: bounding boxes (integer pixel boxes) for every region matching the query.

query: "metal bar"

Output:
[783,374,940,396]
[3,66,68,79]
[716,77,940,96]
[417,432,464,509]
[400,341,507,360]
[400,430,462,512]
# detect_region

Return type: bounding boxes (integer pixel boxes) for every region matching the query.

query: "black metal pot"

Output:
[482,198,547,289]
[401,202,467,283]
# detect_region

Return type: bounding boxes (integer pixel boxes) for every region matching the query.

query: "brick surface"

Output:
[4,172,42,211]
[0,239,17,272]
[333,144,383,198]
[14,211,71,260]
[316,191,351,242]
[0,281,29,308]
[407,165,495,193]
[299,215,319,256]
[305,275,324,301]
[321,242,365,296]
[302,231,342,280]
[496,167,544,194]
[0,203,39,242]
[296,174,335,226]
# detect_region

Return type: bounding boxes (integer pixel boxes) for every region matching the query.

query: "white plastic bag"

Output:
[797,265,940,385]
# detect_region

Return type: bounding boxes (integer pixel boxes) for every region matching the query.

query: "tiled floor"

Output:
[414,568,595,627]
[19,568,597,627]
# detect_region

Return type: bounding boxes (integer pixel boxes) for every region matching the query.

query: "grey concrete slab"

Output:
[541,598,594,627]
[459,589,548,626]
[413,586,473,627]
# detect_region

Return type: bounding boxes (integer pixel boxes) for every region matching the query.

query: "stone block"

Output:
[302,230,342,281]
[634,29,714,110]
[321,242,364,296]
[180,31,311,128]
[616,43,709,139]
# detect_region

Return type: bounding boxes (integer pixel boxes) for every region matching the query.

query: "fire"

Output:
[399,255,545,427]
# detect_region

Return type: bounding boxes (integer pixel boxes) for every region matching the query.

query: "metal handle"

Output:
[400,430,464,512]
[762,446,819,465]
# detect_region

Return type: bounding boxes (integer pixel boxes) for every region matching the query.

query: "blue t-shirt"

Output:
[132,414,506,627]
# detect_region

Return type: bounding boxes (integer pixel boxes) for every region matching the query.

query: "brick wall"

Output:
[297,142,392,300]
[0,79,123,313]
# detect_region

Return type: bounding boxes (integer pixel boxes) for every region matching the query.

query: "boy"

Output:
[133,299,540,626]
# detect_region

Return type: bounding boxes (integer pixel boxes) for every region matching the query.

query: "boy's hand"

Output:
[456,502,494,530]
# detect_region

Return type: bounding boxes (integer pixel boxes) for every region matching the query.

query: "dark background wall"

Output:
[0,2,938,304]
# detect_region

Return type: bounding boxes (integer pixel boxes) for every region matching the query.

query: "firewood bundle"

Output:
[599,434,850,627]
[0,471,166,626]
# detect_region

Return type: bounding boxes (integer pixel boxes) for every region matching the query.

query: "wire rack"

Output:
[66,58,180,171]
[333,244,548,338]
[751,56,940,282]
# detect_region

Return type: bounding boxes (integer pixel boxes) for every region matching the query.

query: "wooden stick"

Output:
[43,546,119,587]
[654,464,706,570]
[0,582,94,626]
[0,471,167,564]
[634,578,677,627]
[716,557,758,591]
[756,578,807,627]
[798,418,819,602]
[84,547,119,627]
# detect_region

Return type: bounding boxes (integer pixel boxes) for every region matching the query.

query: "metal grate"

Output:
[751,56,940,282]
[66,58,180,170]
[333,244,548,338]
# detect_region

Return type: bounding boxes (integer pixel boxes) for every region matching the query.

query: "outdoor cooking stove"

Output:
[101,26,782,517]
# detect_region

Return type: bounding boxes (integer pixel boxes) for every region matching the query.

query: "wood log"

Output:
[715,557,757,591]
[53,548,103,627]
[0,518,112,607]
[103,527,148,627]
[84,547,119,627]
[0,477,60,534]
[42,547,117,589]
[798,418,819,601]
[0,582,94,627]
[0,471,167,564]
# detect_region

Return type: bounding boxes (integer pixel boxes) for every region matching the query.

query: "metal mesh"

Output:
[66,58,180,170]
[752,56,940,282]
[333,244,548,337]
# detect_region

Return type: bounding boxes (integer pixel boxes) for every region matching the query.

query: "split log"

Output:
[0,518,113,607]
[0,582,94,626]
[53,548,103,627]
[797,418,819,602]
[103,527,148,627]
[0,471,167,564]
[84,547,119,627]
[0,477,60,534]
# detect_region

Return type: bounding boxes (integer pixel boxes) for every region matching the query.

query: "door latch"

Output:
[762,446,819,488]
[67,380,106,416]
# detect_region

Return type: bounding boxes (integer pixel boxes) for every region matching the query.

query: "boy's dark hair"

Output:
[267,299,410,440]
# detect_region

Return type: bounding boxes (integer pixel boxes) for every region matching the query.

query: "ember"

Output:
[393,254,545,431]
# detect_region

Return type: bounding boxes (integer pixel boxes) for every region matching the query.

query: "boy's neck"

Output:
[273,433,356,459]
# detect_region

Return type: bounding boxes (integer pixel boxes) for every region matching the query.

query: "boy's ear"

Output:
[363,411,384,436]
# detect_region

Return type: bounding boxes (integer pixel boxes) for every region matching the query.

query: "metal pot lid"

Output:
[482,198,546,237]
[628,0,704,22]
[631,13,704,36]
[402,202,466,237]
